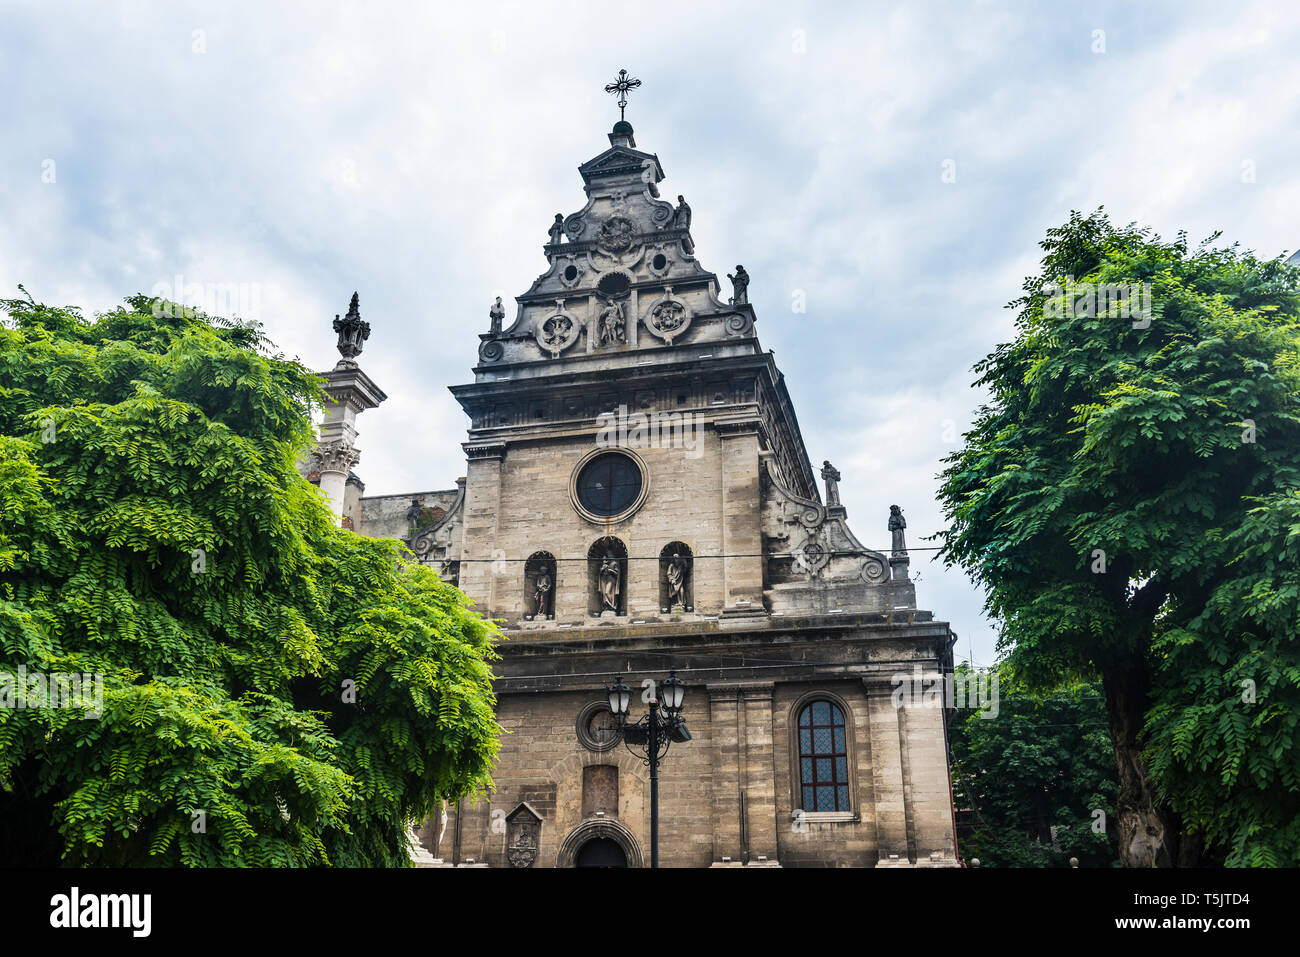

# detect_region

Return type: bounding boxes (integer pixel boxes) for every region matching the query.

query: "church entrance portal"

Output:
[574,837,627,868]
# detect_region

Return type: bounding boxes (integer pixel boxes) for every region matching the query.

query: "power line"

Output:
[441,547,946,562]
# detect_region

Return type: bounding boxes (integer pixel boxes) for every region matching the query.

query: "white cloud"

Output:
[3,0,1297,670]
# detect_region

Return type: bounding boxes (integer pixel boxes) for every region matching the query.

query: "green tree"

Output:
[0,290,501,866]
[937,212,1300,866]
[949,663,1119,867]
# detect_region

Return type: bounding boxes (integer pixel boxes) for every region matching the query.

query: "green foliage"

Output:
[949,663,1119,867]
[0,290,501,866]
[936,211,1300,865]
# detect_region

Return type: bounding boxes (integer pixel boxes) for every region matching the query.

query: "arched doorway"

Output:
[574,837,627,868]
[556,818,644,868]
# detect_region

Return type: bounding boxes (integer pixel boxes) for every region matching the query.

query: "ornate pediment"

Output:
[761,456,889,586]
[579,146,664,186]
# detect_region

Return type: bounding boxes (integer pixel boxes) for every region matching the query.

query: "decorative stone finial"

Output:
[333,292,370,359]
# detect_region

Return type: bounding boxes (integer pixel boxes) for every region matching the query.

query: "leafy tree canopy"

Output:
[937,211,1300,866]
[949,663,1118,868]
[0,290,501,866]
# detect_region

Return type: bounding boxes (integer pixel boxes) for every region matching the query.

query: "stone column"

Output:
[740,683,780,863]
[707,686,743,864]
[314,363,386,525]
[314,295,386,526]
[715,415,764,613]
[903,667,960,865]
[316,440,360,521]
[863,676,913,865]
[458,443,506,614]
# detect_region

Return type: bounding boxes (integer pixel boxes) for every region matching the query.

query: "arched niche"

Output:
[659,541,694,612]
[588,537,627,617]
[524,550,556,620]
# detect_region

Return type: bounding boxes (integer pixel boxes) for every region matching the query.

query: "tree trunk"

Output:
[1102,664,1187,867]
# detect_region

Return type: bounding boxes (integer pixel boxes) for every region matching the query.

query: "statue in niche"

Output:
[673,194,691,230]
[821,461,841,507]
[488,296,505,335]
[666,551,690,608]
[727,265,750,305]
[598,552,621,612]
[533,568,553,618]
[889,505,907,556]
[597,299,625,346]
[548,213,565,245]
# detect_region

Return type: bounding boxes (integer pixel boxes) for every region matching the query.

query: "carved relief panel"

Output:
[505,803,543,869]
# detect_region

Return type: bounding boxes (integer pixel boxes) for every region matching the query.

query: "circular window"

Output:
[576,701,619,752]
[652,253,667,271]
[574,451,644,520]
[564,264,579,282]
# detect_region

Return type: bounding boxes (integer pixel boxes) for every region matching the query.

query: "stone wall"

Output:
[459,432,732,622]
[438,619,959,868]
[358,488,461,542]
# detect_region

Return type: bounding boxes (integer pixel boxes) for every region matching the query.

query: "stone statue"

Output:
[727,265,749,305]
[488,296,505,335]
[666,551,690,608]
[597,300,625,346]
[598,552,621,612]
[889,505,907,556]
[405,498,424,529]
[534,568,553,618]
[548,213,565,245]
[821,461,841,507]
[333,291,370,359]
[674,194,691,230]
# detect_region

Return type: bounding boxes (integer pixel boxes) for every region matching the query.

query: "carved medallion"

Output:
[642,287,694,345]
[533,302,582,358]
[793,536,830,577]
[597,215,636,255]
[543,314,573,346]
[652,300,686,331]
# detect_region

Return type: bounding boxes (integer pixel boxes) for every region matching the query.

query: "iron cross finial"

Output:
[604,69,642,122]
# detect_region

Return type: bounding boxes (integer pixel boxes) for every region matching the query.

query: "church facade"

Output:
[333,111,959,867]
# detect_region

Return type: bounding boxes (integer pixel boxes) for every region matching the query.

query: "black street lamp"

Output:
[604,671,692,868]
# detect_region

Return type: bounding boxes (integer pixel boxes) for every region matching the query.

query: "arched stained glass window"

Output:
[797,700,849,812]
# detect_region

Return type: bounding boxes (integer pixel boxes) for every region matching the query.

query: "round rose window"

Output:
[575,452,643,518]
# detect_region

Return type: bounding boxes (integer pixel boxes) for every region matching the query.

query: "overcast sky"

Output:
[3,0,1297,670]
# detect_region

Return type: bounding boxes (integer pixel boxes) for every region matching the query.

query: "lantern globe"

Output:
[661,671,686,713]
[607,675,632,717]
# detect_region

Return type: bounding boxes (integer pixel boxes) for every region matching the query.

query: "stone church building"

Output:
[312,104,960,867]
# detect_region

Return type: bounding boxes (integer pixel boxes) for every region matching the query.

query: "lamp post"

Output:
[604,671,691,868]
